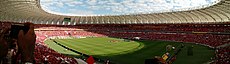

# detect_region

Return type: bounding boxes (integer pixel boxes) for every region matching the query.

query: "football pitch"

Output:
[45,37,215,64]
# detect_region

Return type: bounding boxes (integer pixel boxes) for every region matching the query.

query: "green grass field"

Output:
[45,37,215,64]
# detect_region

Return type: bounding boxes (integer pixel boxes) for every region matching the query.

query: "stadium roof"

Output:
[0,0,230,25]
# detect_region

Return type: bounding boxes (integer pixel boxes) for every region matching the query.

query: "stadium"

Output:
[0,0,229,64]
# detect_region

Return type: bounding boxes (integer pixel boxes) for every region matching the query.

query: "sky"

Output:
[40,0,218,16]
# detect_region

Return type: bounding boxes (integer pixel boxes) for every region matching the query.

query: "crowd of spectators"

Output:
[34,24,230,32]
[35,31,105,43]
[34,43,77,64]
[214,47,230,64]
[0,22,78,64]
[34,24,230,64]
[1,21,229,64]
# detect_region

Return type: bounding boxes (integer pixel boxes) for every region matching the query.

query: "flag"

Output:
[87,56,95,64]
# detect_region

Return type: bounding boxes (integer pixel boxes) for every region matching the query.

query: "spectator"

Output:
[0,23,36,64]
[0,28,9,63]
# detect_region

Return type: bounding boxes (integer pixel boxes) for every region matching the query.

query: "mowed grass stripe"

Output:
[97,40,181,64]
[71,37,137,49]
[44,40,79,55]
[56,39,124,55]
[55,38,141,55]
[56,39,119,55]
[45,37,214,64]
[55,39,98,54]
[77,38,141,52]
[57,38,140,55]
[120,41,174,59]
[79,38,142,55]
[70,39,124,50]
[70,38,140,51]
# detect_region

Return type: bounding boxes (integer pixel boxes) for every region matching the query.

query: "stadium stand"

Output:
[33,24,230,64]
[34,24,230,47]
[1,21,229,64]
[1,0,230,64]
[214,47,230,64]
[34,43,77,64]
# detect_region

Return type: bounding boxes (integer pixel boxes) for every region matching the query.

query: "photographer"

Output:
[0,28,9,64]
[0,23,36,64]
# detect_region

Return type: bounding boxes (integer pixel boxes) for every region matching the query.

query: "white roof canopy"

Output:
[0,0,229,25]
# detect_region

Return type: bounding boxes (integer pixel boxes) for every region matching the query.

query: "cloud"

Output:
[40,0,217,16]
[67,1,83,7]
[87,0,98,5]
[56,2,64,8]
[67,9,95,16]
